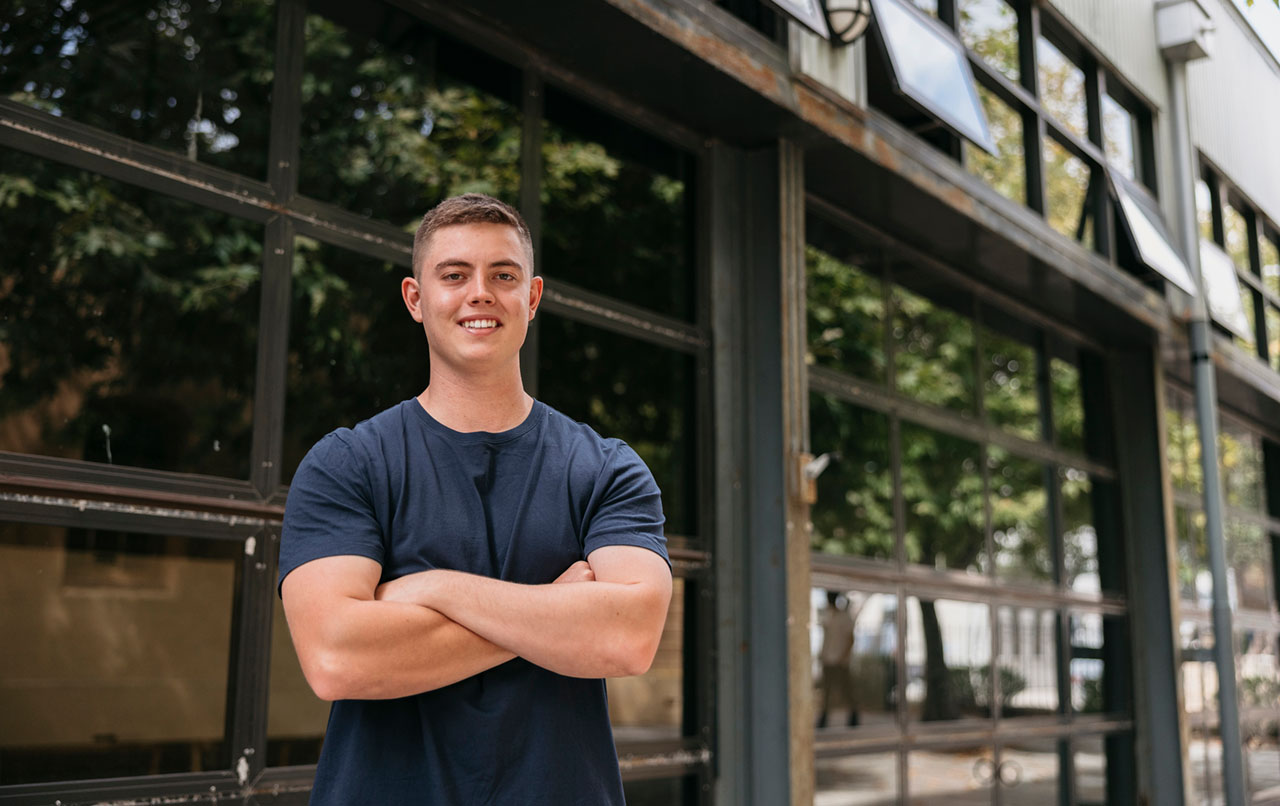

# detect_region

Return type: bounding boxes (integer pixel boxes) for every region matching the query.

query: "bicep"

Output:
[586,545,672,608]
[281,555,382,648]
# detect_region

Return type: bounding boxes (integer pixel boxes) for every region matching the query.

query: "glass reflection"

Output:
[1050,357,1085,455]
[815,751,897,804]
[282,239,428,482]
[1262,234,1280,299]
[812,589,898,729]
[1062,468,1099,593]
[1226,520,1271,613]
[988,447,1051,585]
[0,522,237,784]
[893,285,977,414]
[807,246,887,382]
[1196,179,1216,244]
[1101,93,1137,180]
[1219,420,1264,512]
[542,86,696,320]
[966,84,1025,204]
[0,0,274,178]
[299,1,522,228]
[1175,507,1210,607]
[982,326,1038,440]
[999,739,1060,804]
[1238,631,1280,800]
[1043,137,1092,249]
[996,607,1058,716]
[907,745,995,801]
[537,315,697,537]
[610,577,685,741]
[809,396,894,560]
[1200,238,1255,343]
[1036,36,1087,140]
[267,594,327,767]
[906,598,991,724]
[1069,612,1110,714]
[0,150,260,478]
[958,0,1019,81]
[1073,736,1107,805]
[1166,385,1203,495]
[902,424,984,574]
[1267,305,1280,373]
[1223,203,1252,274]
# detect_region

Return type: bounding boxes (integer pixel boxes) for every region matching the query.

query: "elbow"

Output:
[608,631,662,678]
[300,648,358,702]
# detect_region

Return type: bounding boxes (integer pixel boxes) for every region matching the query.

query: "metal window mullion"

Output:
[226,525,275,788]
[1247,211,1270,364]
[1084,64,1116,262]
[519,70,545,398]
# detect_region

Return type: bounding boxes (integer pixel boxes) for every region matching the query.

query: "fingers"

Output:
[552,560,595,584]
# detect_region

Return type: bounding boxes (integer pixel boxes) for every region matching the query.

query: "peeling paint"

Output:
[0,492,272,528]
[244,536,257,557]
[235,755,250,786]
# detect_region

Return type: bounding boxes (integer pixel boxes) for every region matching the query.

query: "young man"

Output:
[279,194,673,805]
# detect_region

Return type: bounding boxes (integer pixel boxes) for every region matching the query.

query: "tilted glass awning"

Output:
[1199,238,1254,341]
[867,0,998,155]
[1109,170,1198,297]
[765,0,831,37]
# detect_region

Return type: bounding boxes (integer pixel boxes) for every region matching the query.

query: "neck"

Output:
[417,362,533,433]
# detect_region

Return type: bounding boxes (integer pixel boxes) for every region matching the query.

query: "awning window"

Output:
[1110,171,1198,297]
[1199,238,1254,341]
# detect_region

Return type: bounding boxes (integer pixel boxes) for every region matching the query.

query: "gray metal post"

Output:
[1167,58,1247,806]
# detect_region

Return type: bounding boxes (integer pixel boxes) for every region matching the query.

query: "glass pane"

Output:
[807,245,887,382]
[982,327,1038,440]
[1101,93,1138,180]
[809,396,894,560]
[1226,520,1271,613]
[910,0,939,15]
[902,423,985,573]
[958,0,1019,81]
[623,776,694,806]
[908,745,996,800]
[538,315,697,537]
[873,0,994,152]
[996,606,1059,716]
[988,447,1051,585]
[1036,36,1087,140]
[0,150,260,478]
[1220,419,1264,512]
[542,87,696,320]
[610,577,685,741]
[1223,203,1253,274]
[0,0,274,178]
[1166,385,1204,495]
[1115,175,1196,295]
[1050,357,1085,454]
[1239,631,1280,799]
[1044,137,1092,249]
[893,285,977,414]
[813,589,898,730]
[1196,179,1216,244]
[906,597,991,725]
[1237,284,1259,354]
[999,738,1060,804]
[299,1,522,228]
[0,522,237,784]
[966,84,1025,204]
[1062,468,1099,593]
[1201,239,1255,343]
[282,239,428,482]
[1074,736,1107,806]
[1176,507,1211,607]
[1069,611,1118,715]
[816,751,898,804]
[1267,304,1280,372]
[1262,234,1280,298]
[267,594,327,766]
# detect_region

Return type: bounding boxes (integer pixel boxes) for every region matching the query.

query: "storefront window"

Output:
[894,285,977,414]
[902,424,984,573]
[807,246,887,383]
[1036,36,1087,141]
[906,597,991,725]
[988,447,1051,585]
[1043,137,1093,249]
[958,0,1019,81]
[982,324,1039,441]
[810,397,894,561]
[1101,93,1138,181]
[967,84,1026,205]
[996,606,1059,716]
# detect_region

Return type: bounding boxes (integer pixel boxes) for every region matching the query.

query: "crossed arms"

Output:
[281,545,673,701]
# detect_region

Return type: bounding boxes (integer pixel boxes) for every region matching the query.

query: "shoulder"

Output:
[291,402,413,487]
[535,404,654,485]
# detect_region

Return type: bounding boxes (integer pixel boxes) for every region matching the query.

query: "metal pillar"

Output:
[1167,58,1246,806]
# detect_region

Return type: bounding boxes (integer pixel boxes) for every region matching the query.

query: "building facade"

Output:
[1,0,1278,803]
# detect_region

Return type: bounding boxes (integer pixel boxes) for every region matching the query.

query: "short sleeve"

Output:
[278,432,386,594]
[582,443,669,566]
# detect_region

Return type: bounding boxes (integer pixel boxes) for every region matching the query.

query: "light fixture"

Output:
[822,0,873,45]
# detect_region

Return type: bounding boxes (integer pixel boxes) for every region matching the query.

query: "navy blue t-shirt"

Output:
[279,399,668,806]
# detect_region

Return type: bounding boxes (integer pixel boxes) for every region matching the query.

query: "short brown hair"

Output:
[412,193,534,278]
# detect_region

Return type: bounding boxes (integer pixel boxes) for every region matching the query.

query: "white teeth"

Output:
[462,319,498,329]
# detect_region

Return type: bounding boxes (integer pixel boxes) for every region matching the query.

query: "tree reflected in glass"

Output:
[1036,36,1087,140]
[0,150,260,478]
[806,246,886,383]
[988,446,1050,585]
[1044,137,1093,249]
[958,0,1019,81]
[967,84,1025,205]
[902,423,984,573]
[809,395,893,560]
[1051,357,1085,455]
[982,325,1038,440]
[906,597,991,723]
[0,0,275,178]
[1062,467,1099,593]
[893,285,976,414]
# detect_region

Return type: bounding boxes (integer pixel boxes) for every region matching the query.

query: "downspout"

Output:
[1163,31,1247,806]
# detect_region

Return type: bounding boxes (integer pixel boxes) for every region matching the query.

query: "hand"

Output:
[553,560,595,584]
[375,571,435,604]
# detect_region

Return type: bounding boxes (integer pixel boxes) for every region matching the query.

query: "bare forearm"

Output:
[391,570,667,678]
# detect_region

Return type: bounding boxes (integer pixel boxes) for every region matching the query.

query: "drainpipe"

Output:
[1157,2,1245,803]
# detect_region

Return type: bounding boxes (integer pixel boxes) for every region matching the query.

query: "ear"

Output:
[527,275,544,321]
[402,275,424,323]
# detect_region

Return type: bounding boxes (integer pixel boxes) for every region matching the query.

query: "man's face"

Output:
[402,222,542,377]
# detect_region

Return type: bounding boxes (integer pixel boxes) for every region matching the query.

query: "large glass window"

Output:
[893,285,977,414]
[906,596,991,726]
[809,397,894,561]
[807,246,887,383]
[1101,92,1139,181]
[0,0,275,178]
[0,521,240,784]
[967,84,1026,205]
[958,0,1019,81]
[0,149,261,478]
[902,423,984,573]
[1036,36,1087,141]
[298,0,523,228]
[1043,137,1093,248]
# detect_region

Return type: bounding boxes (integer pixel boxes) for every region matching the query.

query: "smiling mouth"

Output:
[461,319,499,329]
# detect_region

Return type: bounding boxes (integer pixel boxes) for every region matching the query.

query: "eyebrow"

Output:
[432,258,525,274]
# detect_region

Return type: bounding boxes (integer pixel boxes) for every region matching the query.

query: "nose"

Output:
[466,275,495,305]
